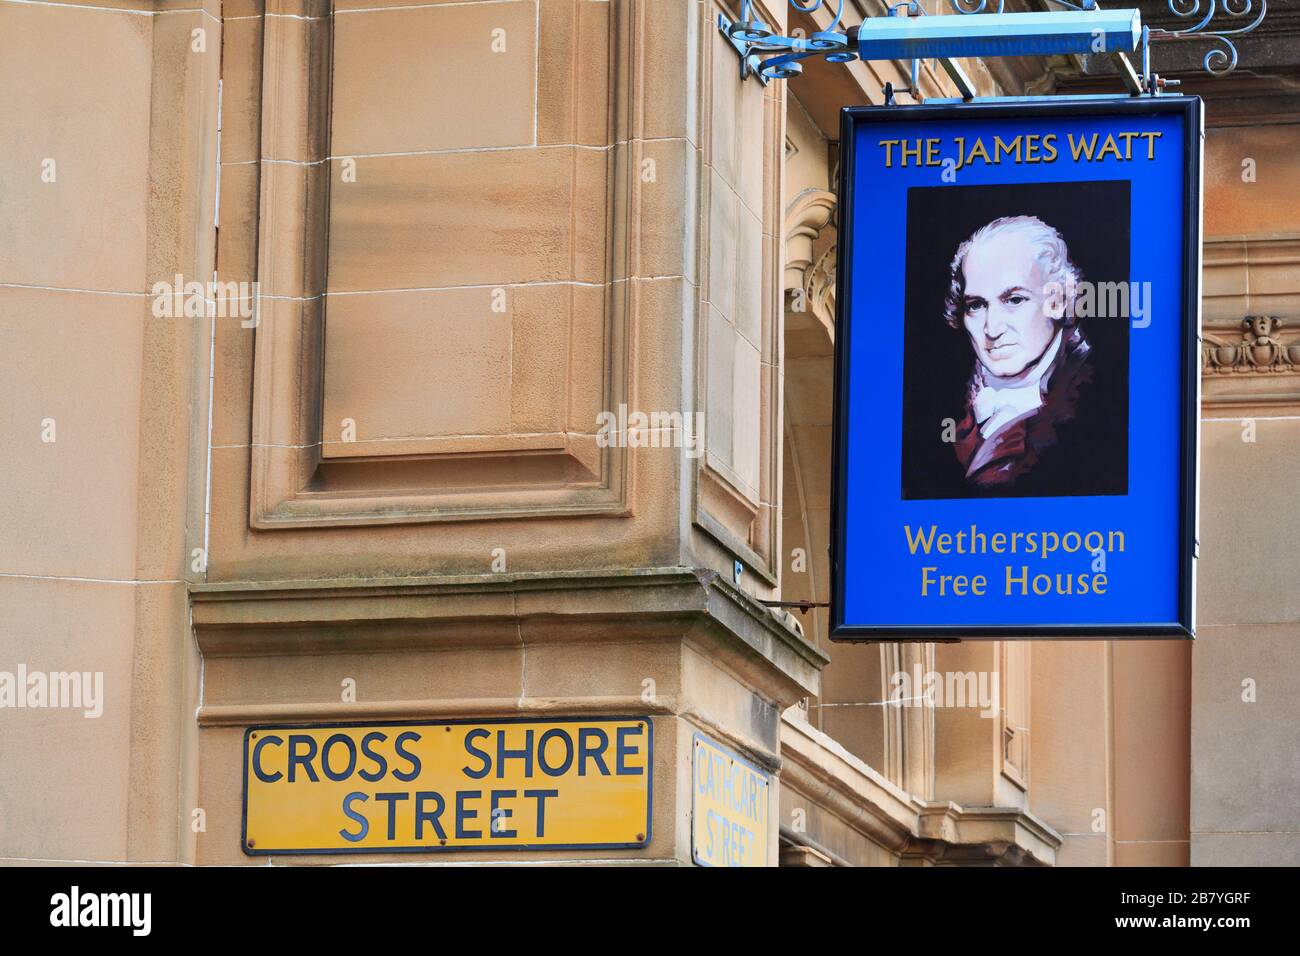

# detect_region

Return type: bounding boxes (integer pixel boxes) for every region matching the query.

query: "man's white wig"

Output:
[943,215,1083,330]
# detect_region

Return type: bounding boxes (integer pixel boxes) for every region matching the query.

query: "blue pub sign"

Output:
[830,96,1201,640]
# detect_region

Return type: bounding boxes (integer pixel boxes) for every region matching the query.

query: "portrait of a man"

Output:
[901,182,1129,499]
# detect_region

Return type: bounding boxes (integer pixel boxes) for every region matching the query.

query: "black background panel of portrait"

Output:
[900,180,1131,500]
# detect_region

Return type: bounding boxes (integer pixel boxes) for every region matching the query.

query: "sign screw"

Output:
[247,839,255,848]
[636,833,645,842]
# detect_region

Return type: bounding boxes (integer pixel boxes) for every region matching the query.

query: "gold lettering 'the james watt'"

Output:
[878,131,1163,170]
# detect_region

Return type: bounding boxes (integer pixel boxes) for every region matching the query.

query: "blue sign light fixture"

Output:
[854,9,1140,61]
[720,0,1268,95]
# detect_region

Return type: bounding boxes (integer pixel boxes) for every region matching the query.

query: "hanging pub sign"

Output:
[831,96,1201,640]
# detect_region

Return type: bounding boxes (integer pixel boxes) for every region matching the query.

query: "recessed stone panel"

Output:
[331,2,537,156]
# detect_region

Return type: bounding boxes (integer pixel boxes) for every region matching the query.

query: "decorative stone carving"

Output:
[804,242,837,331]
[783,188,838,338]
[783,188,836,290]
[1203,316,1299,374]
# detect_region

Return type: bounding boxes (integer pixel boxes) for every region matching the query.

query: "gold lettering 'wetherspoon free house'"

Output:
[904,523,1125,560]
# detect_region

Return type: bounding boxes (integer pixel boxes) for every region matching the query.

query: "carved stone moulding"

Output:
[1202,315,1300,412]
[1200,236,1300,410]
[1203,316,1300,374]
[782,188,837,359]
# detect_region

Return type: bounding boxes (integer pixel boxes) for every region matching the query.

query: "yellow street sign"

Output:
[242,717,652,855]
[691,732,771,867]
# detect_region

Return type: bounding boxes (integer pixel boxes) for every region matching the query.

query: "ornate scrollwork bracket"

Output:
[718,0,1267,93]
[1145,0,1269,78]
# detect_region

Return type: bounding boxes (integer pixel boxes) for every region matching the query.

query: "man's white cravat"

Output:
[972,329,1063,440]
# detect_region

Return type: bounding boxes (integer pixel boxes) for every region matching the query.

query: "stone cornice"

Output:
[779,713,1062,866]
[191,566,828,696]
[907,802,1063,867]
[1204,235,1300,326]
[779,712,921,855]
